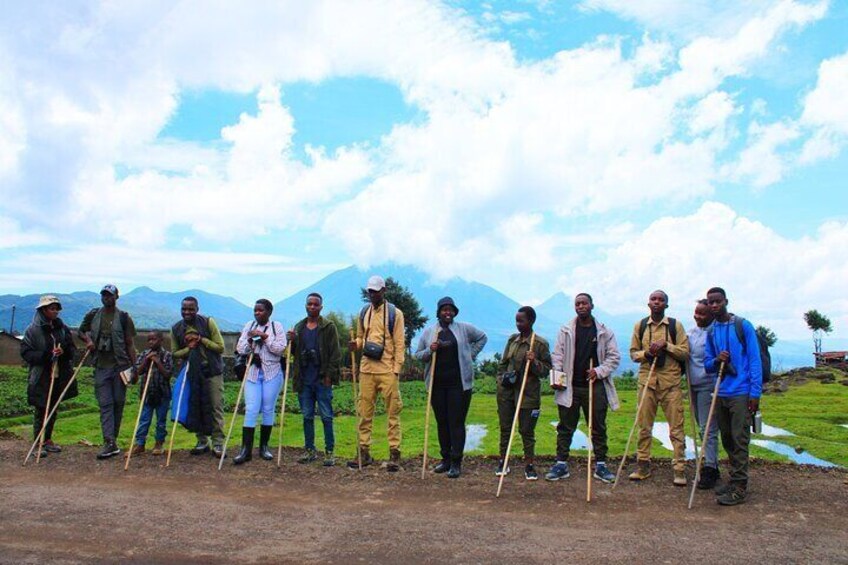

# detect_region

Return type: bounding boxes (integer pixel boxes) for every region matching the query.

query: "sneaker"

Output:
[593,462,615,483]
[697,466,719,490]
[323,451,335,467]
[433,460,450,474]
[387,449,401,472]
[495,460,510,476]
[212,444,225,458]
[347,449,373,469]
[151,441,164,456]
[43,440,62,453]
[125,444,145,457]
[447,461,461,479]
[96,441,121,460]
[673,470,688,486]
[524,464,539,481]
[717,486,748,506]
[190,440,210,455]
[545,462,571,481]
[298,448,318,464]
[628,461,652,481]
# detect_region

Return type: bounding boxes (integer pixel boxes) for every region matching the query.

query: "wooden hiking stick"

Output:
[684,362,701,466]
[496,332,536,498]
[166,360,191,468]
[613,357,657,489]
[586,359,594,502]
[220,352,253,471]
[276,334,292,467]
[688,362,724,509]
[24,350,89,466]
[351,323,362,471]
[124,363,155,471]
[35,359,59,464]
[421,328,441,479]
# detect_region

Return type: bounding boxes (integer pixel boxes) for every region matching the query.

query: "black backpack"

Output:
[639,317,684,371]
[708,316,771,383]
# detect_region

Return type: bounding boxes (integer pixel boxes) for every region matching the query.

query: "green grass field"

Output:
[2,366,846,466]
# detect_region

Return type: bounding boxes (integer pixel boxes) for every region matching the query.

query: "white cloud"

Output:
[0,217,49,249]
[725,120,800,187]
[799,50,848,162]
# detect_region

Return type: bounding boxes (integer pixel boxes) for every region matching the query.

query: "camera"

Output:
[300,348,319,367]
[251,335,262,343]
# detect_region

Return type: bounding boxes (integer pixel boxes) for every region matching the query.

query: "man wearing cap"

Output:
[348,276,406,471]
[79,285,138,459]
[170,296,226,456]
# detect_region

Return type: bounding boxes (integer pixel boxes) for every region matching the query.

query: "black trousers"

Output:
[33,404,58,442]
[717,395,751,489]
[431,386,472,463]
[556,382,608,462]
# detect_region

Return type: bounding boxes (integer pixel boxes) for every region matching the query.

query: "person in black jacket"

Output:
[20,295,78,456]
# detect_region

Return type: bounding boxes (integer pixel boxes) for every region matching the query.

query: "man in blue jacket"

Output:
[704,287,762,506]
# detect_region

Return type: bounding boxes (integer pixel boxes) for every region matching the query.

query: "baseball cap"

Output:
[101,284,119,297]
[366,275,386,291]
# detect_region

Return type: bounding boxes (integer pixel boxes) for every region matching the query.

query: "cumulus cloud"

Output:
[799,50,848,162]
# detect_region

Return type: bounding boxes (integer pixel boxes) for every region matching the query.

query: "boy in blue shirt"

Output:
[704,287,762,506]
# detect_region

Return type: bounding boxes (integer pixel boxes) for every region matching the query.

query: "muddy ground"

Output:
[0,439,846,564]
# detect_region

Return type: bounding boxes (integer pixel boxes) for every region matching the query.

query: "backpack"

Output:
[708,316,771,383]
[639,316,684,371]
[359,303,397,335]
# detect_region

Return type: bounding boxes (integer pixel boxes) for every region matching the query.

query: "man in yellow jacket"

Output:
[348,275,406,472]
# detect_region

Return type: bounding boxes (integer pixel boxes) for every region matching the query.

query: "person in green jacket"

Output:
[287,293,341,466]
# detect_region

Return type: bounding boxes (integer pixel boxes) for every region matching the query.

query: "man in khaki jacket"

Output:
[628,290,690,486]
[348,275,406,472]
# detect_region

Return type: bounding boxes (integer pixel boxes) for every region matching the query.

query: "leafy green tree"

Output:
[324,311,352,367]
[803,310,832,354]
[756,325,777,348]
[360,277,427,349]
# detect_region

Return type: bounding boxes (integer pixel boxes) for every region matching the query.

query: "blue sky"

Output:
[0,0,846,340]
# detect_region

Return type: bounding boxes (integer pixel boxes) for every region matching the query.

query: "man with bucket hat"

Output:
[79,284,138,459]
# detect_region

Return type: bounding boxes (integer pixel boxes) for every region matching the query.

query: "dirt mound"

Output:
[764,366,848,393]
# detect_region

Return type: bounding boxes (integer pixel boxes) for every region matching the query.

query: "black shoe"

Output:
[387,449,401,472]
[259,425,274,460]
[447,461,462,479]
[212,444,225,458]
[524,464,539,481]
[433,460,450,474]
[96,440,121,460]
[233,427,254,465]
[190,440,210,455]
[717,486,748,506]
[43,440,62,453]
[697,466,719,490]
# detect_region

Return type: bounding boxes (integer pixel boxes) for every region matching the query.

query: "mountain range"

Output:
[2,264,842,372]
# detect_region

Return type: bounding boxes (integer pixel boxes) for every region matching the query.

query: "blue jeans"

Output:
[135,401,169,446]
[693,387,720,469]
[298,382,334,452]
[244,373,284,427]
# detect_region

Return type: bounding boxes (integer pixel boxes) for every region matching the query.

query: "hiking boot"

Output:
[43,439,62,453]
[347,448,373,469]
[212,444,226,458]
[697,466,719,490]
[524,464,539,481]
[387,449,401,472]
[190,440,210,455]
[673,469,687,486]
[298,448,318,464]
[593,462,615,483]
[433,460,450,474]
[447,461,462,479]
[717,485,748,506]
[628,461,652,481]
[125,444,145,458]
[96,440,121,460]
[545,461,570,481]
[152,441,164,456]
[495,460,510,476]
[323,451,335,467]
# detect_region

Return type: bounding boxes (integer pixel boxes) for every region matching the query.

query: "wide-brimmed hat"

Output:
[101,284,119,297]
[366,275,386,291]
[437,296,459,316]
[37,295,62,310]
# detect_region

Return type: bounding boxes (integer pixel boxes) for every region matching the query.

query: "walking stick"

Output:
[276,334,292,467]
[35,359,59,464]
[166,360,191,468]
[684,362,701,466]
[586,359,594,502]
[688,362,724,509]
[496,333,536,498]
[421,328,441,479]
[613,357,657,489]
[220,352,253,471]
[24,350,89,466]
[124,363,155,471]
[351,324,362,471]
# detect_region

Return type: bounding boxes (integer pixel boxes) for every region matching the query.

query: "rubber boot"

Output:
[259,425,274,460]
[233,427,254,465]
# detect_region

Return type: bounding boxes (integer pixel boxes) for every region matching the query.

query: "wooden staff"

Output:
[35,359,59,464]
[165,360,191,468]
[24,350,89,466]
[124,363,155,471]
[496,332,536,498]
[684,361,701,466]
[350,323,362,471]
[586,359,594,502]
[421,328,441,479]
[276,333,292,467]
[219,352,253,471]
[688,362,724,509]
[613,357,657,489]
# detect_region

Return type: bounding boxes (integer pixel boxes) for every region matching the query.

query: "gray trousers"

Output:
[692,387,720,469]
[196,373,225,445]
[717,395,751,488]
[94,367,126,442]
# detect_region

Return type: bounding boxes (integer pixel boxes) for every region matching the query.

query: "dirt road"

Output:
[1,440,845,564]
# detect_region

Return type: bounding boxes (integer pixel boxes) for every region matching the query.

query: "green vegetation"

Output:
[2,366,846,466]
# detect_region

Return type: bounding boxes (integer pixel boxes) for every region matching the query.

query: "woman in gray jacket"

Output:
[415,297,487,478]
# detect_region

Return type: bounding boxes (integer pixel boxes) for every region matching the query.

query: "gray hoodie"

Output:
[550,318,621,410]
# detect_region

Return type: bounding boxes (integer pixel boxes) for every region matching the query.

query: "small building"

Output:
[0,330,23,366]
[814,351,847,367]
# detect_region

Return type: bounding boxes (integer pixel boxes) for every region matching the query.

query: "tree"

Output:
[360,277,427,349]
[756,325,777,348]
[324,311,352,368]
[803,309,832,354]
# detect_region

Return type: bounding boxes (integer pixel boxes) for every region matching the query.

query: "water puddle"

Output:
[751,439,837,467]
[651,421,697,459]
[840,424,848,430]
[760,423,794,437]
[464,424,487,452]
[549,421,589,450]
